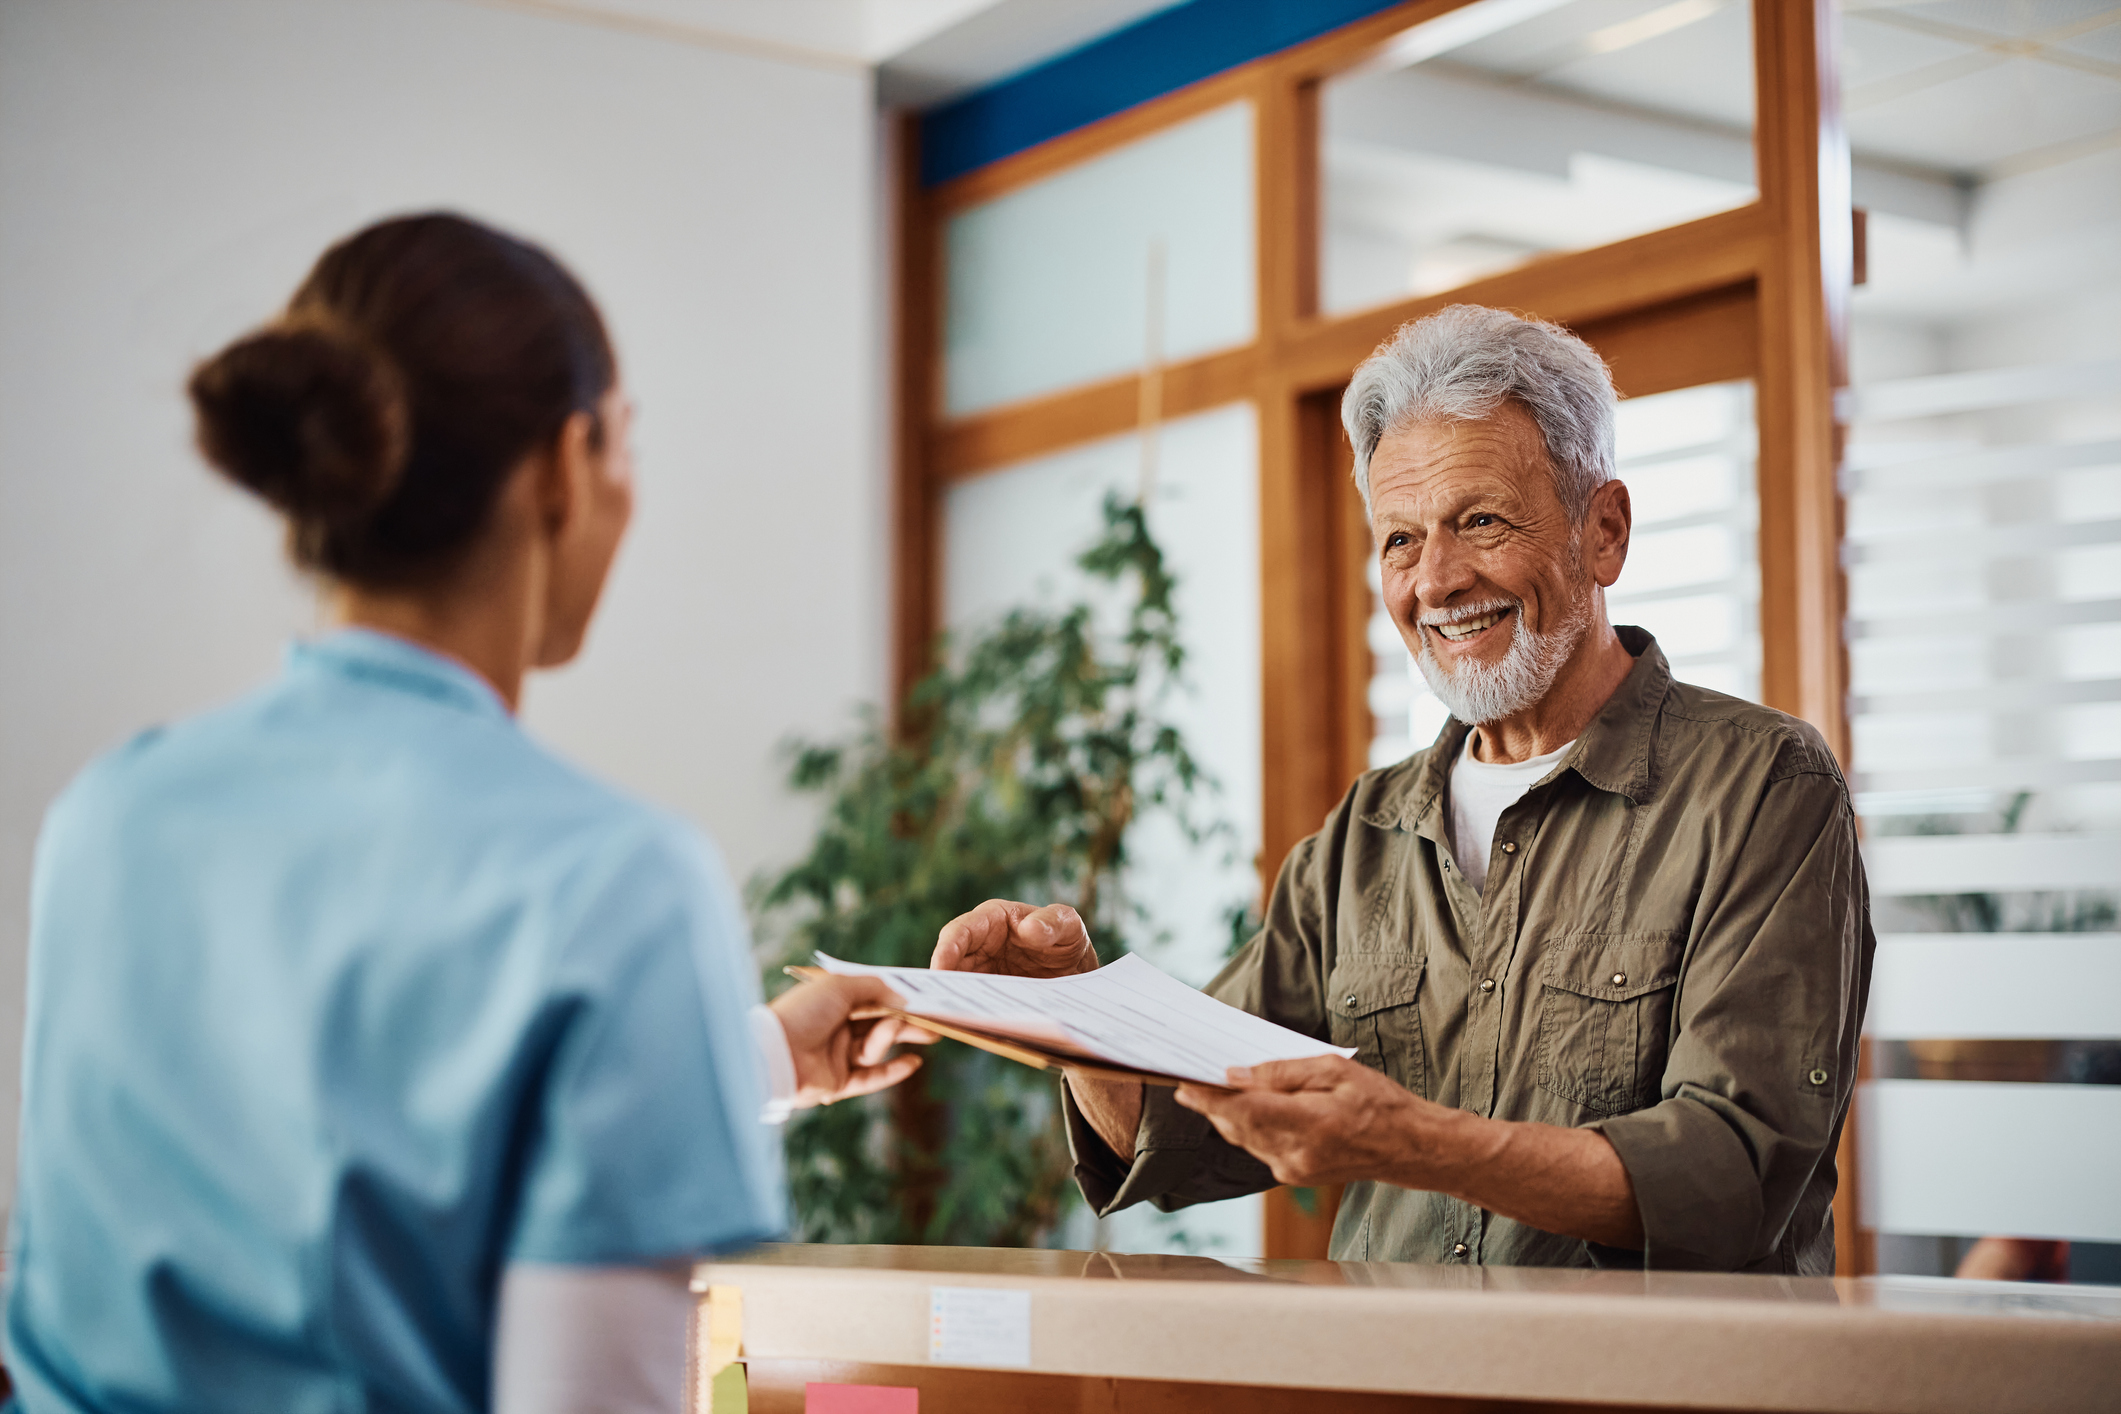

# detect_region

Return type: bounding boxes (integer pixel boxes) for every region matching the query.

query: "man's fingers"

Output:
[1017,903,1086,955]
[1230,1055,1352,1093]
[1173,1082,1234,1114]
[931,898,1034,970]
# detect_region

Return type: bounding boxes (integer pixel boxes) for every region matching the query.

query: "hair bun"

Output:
[188,318,409,528]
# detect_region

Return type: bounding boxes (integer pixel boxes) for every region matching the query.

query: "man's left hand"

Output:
[1174,1055,1445,1189]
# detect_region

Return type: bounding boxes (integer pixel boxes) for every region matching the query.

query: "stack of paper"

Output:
[809,952,1352,1088]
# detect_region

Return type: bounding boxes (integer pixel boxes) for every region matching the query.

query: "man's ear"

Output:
[1586,478,1631,589]
[537,409,598,537]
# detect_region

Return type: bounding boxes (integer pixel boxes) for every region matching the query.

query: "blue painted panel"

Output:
[920,0,1403,186]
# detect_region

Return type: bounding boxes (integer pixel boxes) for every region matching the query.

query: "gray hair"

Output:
[1340,305,1617,523]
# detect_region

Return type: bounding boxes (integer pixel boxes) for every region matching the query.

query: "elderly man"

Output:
[933,305,1874,1273]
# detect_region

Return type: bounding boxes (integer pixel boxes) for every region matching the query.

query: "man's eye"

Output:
[1471,514,1498,528]
[1386,533,1410,548]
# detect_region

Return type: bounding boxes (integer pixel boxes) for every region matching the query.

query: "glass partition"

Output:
[942,403,1264,1257]
[1368,380,1761,765]
[1321,0,1757,314]
[943,103,1256,417]
[1847,335,2121,1284]
[1839,3,2121,1283]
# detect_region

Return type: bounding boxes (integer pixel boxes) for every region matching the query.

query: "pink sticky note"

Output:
[804,1383,918,1414]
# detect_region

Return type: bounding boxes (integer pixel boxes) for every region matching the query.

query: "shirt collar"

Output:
[1569,625,1671,805]
[1384,626,1672,831]
[289,629,513,722]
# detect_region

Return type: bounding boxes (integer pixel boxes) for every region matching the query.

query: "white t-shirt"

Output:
[1448,734,1575,891]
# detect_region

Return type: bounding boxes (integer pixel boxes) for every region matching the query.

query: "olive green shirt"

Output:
[1065,630,1874,1273]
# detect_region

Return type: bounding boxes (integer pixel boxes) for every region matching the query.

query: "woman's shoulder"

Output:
[45,670,720,896]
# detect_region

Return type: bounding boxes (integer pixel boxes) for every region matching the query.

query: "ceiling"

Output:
[489,0,2119,180]
[464,0,1184,90]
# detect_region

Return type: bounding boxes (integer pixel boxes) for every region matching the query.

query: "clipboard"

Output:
[784,965,1221,1090]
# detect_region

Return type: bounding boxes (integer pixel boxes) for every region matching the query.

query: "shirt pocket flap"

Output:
[1541,944,1678,1003]
[1326,956,1425,1019]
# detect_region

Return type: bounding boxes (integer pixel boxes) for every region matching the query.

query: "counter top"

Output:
[695,1244,2121,1414]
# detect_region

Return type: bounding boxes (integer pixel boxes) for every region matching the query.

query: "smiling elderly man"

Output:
[933,305,1875,1273]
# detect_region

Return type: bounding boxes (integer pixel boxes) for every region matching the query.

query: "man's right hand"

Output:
[930,898,1099,977]
[930,898,1141,1164]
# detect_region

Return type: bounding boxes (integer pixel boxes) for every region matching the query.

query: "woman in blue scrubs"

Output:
[4,214,922,1412]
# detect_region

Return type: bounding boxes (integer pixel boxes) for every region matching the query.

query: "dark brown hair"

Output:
[189,213,615,586]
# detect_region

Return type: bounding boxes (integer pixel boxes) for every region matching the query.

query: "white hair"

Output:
[1340,305,1617,523]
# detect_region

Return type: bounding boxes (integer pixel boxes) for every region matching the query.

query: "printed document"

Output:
[814,952,1353,1087]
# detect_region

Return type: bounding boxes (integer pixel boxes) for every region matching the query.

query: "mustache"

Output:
[1416,598,1519,628]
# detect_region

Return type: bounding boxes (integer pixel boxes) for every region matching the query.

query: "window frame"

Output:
[888,0,1858,1269]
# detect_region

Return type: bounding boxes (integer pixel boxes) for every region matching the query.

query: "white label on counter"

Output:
[928,1286,1031,1367]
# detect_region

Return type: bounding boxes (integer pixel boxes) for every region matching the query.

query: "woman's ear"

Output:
[1587,478,1631,589]
[537,409,601,538]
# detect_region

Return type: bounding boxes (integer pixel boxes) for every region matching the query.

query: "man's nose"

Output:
[1411,530,1476,612]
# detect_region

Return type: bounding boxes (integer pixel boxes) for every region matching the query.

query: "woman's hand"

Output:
[930,899,1098,977]
[768,976,934,1107]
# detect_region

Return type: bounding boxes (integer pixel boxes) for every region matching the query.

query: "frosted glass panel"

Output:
[1322,0,1756,315]
[942,403,1262,1259]
[1859,1081,2121,1243]
[944,104,1255,417]
[1367,380,1759,767]
[1868,934,2121,1040]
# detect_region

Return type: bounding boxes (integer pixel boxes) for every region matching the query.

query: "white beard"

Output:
[1415,590,1592,726]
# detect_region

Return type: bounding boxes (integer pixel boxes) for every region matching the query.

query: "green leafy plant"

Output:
[753,494,1227,1246]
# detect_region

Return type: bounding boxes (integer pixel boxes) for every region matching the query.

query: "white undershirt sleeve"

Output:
[749,1002,798,1125]
[492,1263,693,1414]
[490,1011,794,1409]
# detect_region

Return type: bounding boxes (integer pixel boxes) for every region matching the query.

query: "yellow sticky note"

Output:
[708,1360,748,1414]
[707,1284,744,1367]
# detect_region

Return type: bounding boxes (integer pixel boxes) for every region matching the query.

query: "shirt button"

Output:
[1611,972,1627,986]
[1346,994,1360,1008]
[1500,842,1517,854]
[1809,1068,1830,1086]
[1452,1243,1470,1258]
[1479,978,1495,993]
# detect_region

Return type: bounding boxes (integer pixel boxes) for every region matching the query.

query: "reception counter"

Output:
[690,1244,2121,1413]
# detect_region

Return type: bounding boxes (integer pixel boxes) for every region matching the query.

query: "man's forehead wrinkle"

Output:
[1371,455,1539,526]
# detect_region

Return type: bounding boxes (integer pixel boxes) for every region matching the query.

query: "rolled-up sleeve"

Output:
[1590,761,1874,1271]
[1062,825,1337,1216]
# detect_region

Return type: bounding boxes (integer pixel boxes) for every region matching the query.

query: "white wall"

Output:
[0,0,887,1210]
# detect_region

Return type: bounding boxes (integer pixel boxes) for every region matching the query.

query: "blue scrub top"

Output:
[5,630,785,1412]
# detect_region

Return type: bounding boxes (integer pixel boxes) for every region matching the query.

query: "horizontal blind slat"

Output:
[1854,760,2121,795]
[1849,597,2121,639]
[1845,438,2121,493]
[1840,360,2121,422]
[1863,833,2121,895]
[1852,677,2121,716]
[1848,517,2121,564]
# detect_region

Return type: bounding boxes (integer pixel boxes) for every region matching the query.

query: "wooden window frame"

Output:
[890,0,1858,1271]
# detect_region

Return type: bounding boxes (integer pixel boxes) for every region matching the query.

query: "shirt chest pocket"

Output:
[1535,936,1681,1116]
[1325,956,1426,1098]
